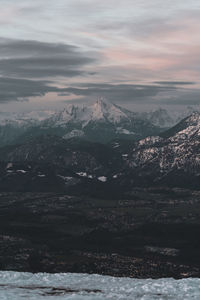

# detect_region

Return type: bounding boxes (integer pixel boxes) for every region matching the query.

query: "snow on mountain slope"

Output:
[141,106,200,129]
[41,99,165,142]
[143,108,175,128]
[43,99,134,128]
[20,110,55,122]
[4,100,200,146]
[161,111,200,140]
[89,99,130,124]
[0,110,54,126]
[1,103,200,129]
[128,112,200,178]
[0,110,55,147]
[0,99,163,145]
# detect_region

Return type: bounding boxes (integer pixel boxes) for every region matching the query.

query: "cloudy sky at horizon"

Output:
[0,0,200,112]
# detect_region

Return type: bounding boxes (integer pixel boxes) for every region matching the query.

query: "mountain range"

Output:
[0,100,164,146]
[124,112,200,188]
[1,101,199,147]
[0,100,199,193]
[0,100,150,193]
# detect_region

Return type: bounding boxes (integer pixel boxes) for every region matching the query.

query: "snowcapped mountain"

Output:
[162,111,200,140]
[0,111,200,191]
[1,99,200,147]
[43,99,137,127]
[0,110,54,126]
[0,110,55,147]
[39,99,154,142]
[141,106,200,129]
[126,112,200,187]
[0,99,162,145]
[35,99,165,143]
[142,108,175,128]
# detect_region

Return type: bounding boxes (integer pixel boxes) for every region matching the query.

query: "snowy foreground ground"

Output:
[0,272,200,300]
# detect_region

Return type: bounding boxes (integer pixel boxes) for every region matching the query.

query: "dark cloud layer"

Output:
[0,77,70,102]
[154,81,196,85]
[0,37,199,106]
[62,83,200,106]
[0,73,198,106]
[64,83,177,102]
[0,38,96,78]
[0,38,98,102]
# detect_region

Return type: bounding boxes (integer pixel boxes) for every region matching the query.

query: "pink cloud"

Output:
[0,7,20,25]
[100,12,200,83]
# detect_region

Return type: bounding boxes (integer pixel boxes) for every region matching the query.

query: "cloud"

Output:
[1,77,198,107]
[0,6,20,25]
[95,10,200,85]
[0,38,98,102]
[0,77,71,102]
[0,38,97,78]
[154,81,196,85]
[61,82,200,107]
[157,89,200,106]
[0,1,200,110]
[95,17,177,40]
[62,83,177,103]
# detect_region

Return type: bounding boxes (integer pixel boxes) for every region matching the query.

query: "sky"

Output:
[0,0,200,112]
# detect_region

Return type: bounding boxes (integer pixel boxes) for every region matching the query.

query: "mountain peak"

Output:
[161,111,200,140]
[42,99,130,128]
[95,97,110,106]
[92,97,112,112]
[91,99,131,124]
[147,108,174,128]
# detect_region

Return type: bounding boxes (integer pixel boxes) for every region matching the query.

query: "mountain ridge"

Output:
[124,112,200,187]
[0,99,163,145]
[0,111,200,192]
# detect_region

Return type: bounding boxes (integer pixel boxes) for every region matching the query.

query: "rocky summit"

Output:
[0,100,168,146]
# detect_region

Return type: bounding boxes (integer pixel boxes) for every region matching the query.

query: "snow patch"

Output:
[63,129,84,139]
[16,170,27,174]
[117,127,134,135]
[57,175,73,181]
[77,172,87,177]
[6,163,13,169]
[98,176,107,182]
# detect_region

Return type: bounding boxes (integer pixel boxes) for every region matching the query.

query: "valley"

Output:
[0,188,200,278]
